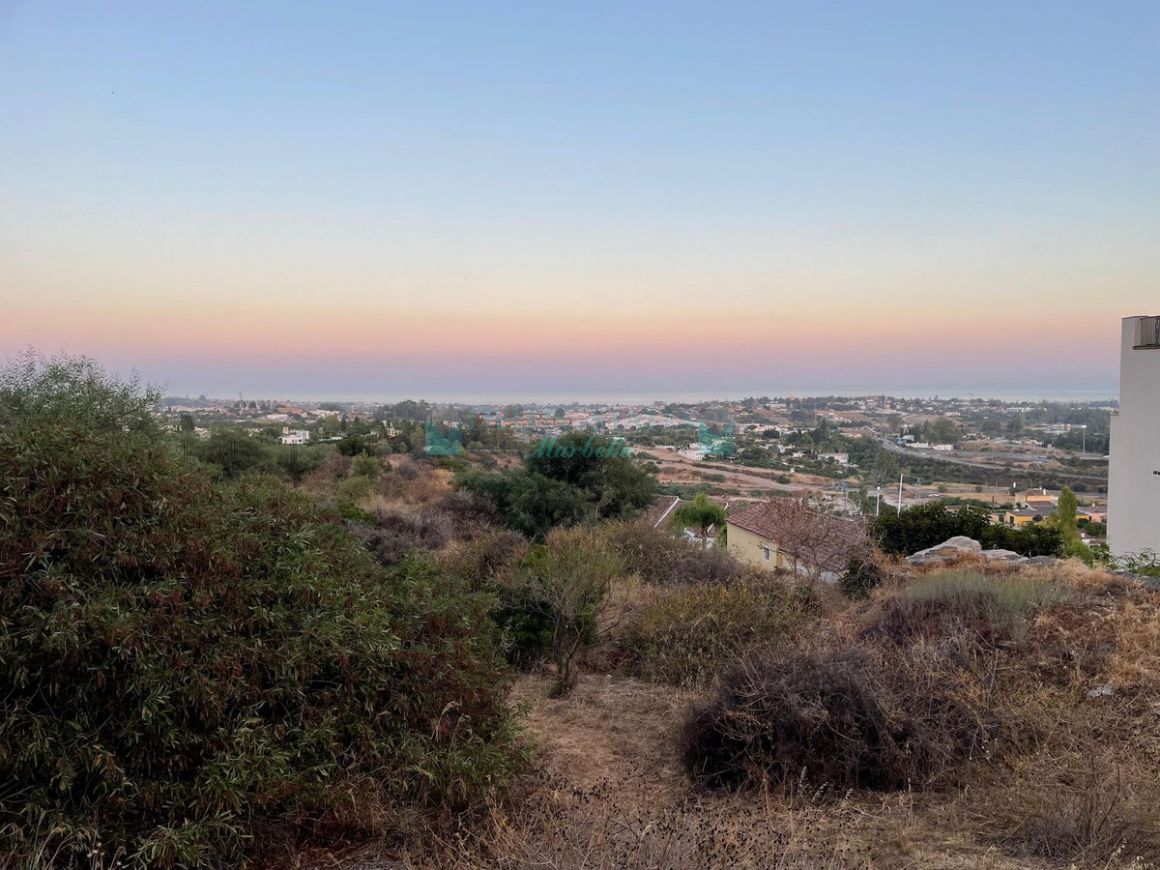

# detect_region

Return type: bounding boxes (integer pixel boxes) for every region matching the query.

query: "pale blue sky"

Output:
[2,1,1157,400]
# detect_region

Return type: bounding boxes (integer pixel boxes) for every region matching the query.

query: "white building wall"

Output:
[1108,315,1160,556]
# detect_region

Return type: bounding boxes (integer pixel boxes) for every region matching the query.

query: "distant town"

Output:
[161,388,1117,544]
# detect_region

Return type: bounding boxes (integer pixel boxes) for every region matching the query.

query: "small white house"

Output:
[280,427,311,445]
[817,452,850,465]
[679,443,709,460]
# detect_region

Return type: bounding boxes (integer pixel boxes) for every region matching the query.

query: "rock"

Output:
[906,536,982,565]
[907,553,949,567]
[983,549,1028,564]
[1087,684,1114,700]
[937,536,983,553]
[1027,555,1057,566]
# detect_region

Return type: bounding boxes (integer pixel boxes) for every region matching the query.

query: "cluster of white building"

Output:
[280,427,311,445]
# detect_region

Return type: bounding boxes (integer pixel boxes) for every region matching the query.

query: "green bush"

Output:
[840,556,885,598]
[490,528,622,695]
[350,452,383,478]
[979,523,1063,557]
[1062,537,1094,565]
[191,427,278,479]
[873,503,990,556]
[875,502,1065,558]
[0,359,520,866]
[1115,549,1160,578]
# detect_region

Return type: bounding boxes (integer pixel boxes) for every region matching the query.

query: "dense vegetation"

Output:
[0,357,519,866]
[3,355,1155,868]
[456,431,656,538]
[873,501,1063,557]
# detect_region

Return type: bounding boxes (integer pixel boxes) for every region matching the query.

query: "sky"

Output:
[2,1,1157,402]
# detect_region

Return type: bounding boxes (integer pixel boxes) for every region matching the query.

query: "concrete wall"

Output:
[1109,315,1160,556]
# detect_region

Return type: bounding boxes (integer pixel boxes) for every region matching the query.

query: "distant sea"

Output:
[267,386,1120,406]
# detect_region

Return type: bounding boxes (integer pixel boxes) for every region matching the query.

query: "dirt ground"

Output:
[310,671,1072,869]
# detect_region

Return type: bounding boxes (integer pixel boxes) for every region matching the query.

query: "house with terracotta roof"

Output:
[726,499,868,583]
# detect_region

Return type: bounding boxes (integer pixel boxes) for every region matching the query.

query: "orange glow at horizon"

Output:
[4,294,1103,365]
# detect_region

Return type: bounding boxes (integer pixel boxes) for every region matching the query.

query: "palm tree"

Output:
[673,492,727,550]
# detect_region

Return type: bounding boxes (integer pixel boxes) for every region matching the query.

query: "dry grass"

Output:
[372,457,455,506]
[296,561,1160,870]
[377,676,1034,870]
[972,750,1160,865]
[619,577,813,687]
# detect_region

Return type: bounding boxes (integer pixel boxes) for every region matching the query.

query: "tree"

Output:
[928,418,960,445]
[673,492,726,550]
[1052,485,1092,563]
[761,497,870,581]
[459,432,656,539]
[980,522,1062,557]
[516,527,625,696]
[1053,486,1079,543]
[274,443,323,483]
[193,427,274,478]
[874,502,989,555]
[870,448,901,486]
[336,434,372,456]
[179,412,195,434]
[389,399,431,422]
[0,350,158,433]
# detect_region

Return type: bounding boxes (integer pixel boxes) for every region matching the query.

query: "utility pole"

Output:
[897,470,904,513]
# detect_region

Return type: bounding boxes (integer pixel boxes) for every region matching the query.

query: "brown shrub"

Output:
[374,456,450,504]
[620,579,812,687]
[350,508,456,565]
[682,645,1002,793]
[437,488,498,526]
[439,528,529,591]
[599,519,753,586]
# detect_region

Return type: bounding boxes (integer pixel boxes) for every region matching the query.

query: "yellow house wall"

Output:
[1001,512,1038,526]
[726,523,783,571]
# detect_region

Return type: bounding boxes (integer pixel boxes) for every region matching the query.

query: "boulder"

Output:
[1026,555,1058,567]
[906,536,982,566]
